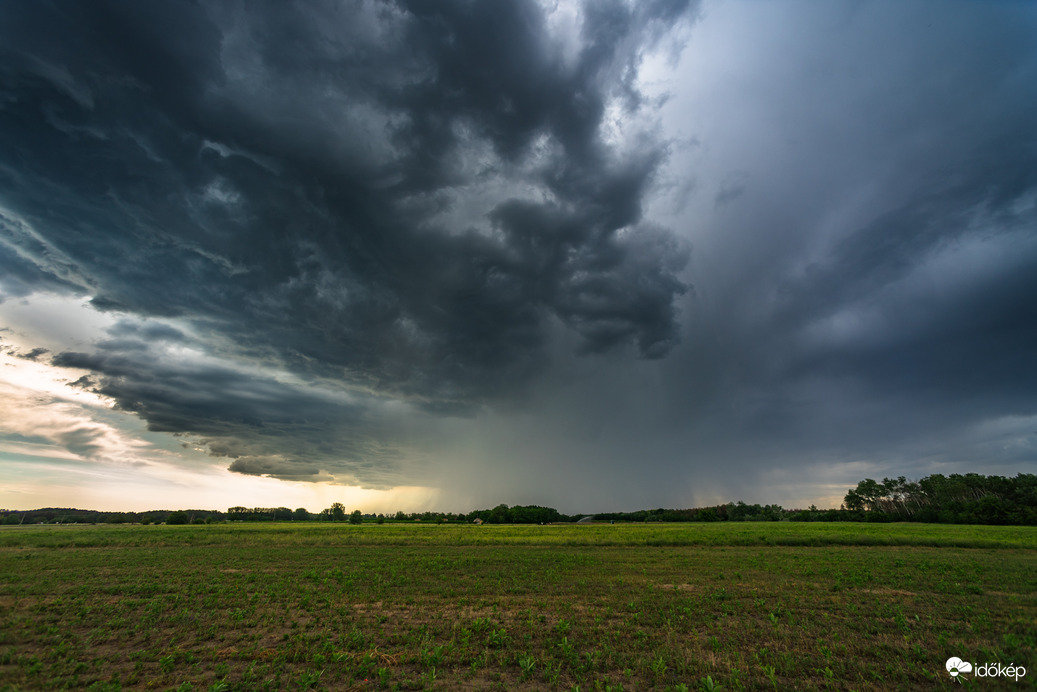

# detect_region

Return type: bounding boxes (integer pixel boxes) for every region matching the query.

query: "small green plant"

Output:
[487,627,509,648]
[297,668,324,689]
[422,645,445,667]
[345,626,366,650]
[519,655,536,677]
[761,665,778,688]
[423,667,438,685]
[700,676,722,691]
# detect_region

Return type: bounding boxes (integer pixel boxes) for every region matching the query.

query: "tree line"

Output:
[841,473,1036,525]
[0,503,563,526]
[585,474,1035,525]
[2,473,1033,526]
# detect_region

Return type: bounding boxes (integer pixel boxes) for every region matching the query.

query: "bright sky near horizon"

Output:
[1,0,1035,514]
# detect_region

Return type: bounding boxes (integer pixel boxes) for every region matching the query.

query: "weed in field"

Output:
[699,675,722,691]
[422,665,438,686]
[518,654,536,677]
[761,664,778,687]
[487,627,510,649]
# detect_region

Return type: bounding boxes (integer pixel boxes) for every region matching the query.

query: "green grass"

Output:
[2,521,1032,549]
[0,522,1034,690]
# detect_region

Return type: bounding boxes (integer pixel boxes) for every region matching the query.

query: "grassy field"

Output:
[0,523,1033,691]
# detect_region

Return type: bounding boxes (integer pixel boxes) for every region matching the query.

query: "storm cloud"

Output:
[1,0,1035,509]
[0,0,695,483]
[51,322,412,487]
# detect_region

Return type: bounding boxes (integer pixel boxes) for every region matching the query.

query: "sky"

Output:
[1,0,1035,514]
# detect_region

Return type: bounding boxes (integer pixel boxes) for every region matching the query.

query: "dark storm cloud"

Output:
[635,1,1037,497]
[8,1,1033,509]
[781,143,1037,322]
[53,334,405,486]
[106,320,187,343]
[0,0,691,383]
[762,139,1037,431]
[0,0,696,479]
[14,347,49,362]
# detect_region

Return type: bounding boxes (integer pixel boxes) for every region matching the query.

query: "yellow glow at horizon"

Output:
[0,297,444,514]
[0,455,442,513]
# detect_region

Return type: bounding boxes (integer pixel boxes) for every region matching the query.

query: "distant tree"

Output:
[329,502,346,522]
[166,511,189,525]
[489,504,509,524]
[697,507,719,522]
[349,509,363,525]
[293,507,309,521]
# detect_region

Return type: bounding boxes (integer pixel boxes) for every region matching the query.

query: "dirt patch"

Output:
[861,588,917,597]
[657,583,696,591]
